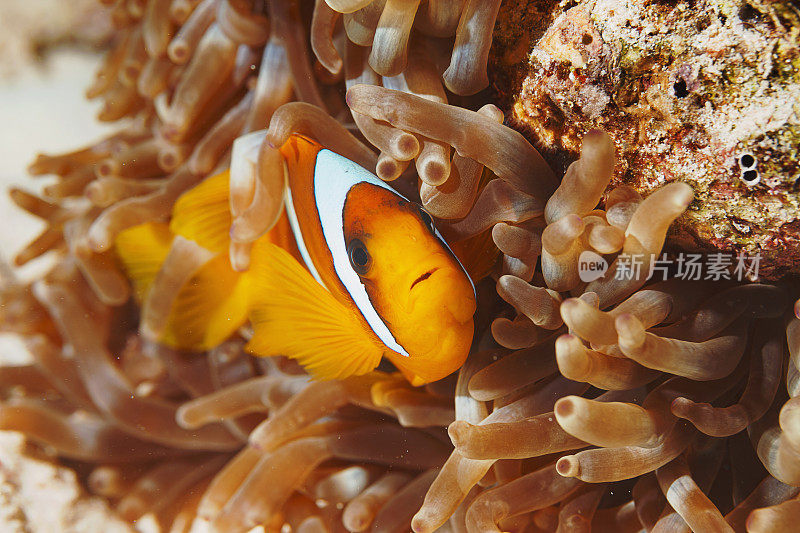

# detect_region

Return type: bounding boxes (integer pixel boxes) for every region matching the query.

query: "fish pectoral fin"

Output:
[245,241,383,380]
[169,171,232,254]
[114,221,173,302]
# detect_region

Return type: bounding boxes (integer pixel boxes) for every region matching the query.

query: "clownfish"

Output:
[115,135,477,385]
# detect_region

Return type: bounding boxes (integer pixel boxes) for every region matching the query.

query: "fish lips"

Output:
[410,267,439,291]
[408,266,475,324]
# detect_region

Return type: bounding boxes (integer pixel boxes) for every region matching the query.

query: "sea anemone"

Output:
[2,0,800,531]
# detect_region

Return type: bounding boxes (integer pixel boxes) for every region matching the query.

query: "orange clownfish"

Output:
[115,135,477,385]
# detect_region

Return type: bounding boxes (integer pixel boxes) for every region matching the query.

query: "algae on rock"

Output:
[493,0,800,278]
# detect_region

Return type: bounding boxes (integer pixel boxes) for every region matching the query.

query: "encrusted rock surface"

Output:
[493,0,800,279]
[0,432,132,532]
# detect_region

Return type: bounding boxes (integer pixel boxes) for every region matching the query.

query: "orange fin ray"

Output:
[159,253,250,351]
[169,171,232,254]
[114,222,173,302]
[245,241,383,380]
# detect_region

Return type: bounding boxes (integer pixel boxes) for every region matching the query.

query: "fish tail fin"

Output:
[244,240,383,380]
[115,170,250,351]
[114,222,174,302]
[170,170,232,254]
[157,170,252,350]
[115,220,250,352]
[159,252,250,351]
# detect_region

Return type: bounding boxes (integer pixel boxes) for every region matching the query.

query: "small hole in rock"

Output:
[742,169,759,185]
[581,33,593,45]
[673,79,689,98]
[739,4,760,22]
[739,154,755,168]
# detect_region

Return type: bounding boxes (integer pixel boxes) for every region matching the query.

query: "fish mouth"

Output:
[410,268,438,291]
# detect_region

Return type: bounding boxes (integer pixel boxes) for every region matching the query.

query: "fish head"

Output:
[342,182,476,384]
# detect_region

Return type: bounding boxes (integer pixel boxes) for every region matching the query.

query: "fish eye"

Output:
[347,238,371,275]
[418,206,435,233]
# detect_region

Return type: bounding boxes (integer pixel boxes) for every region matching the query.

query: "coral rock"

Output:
[494,0,800,279]
[0,432,131,532]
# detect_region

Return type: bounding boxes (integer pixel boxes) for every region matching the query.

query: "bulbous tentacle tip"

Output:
[556,456,579,478]
[554,396,576,419]
[666,181,695,208]
[447,420,469,447]
[615,313,646,350]
[559,297,581,314]
[581,128,613,152]
[670,396,693,416]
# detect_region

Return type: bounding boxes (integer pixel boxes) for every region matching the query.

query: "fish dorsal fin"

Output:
[245,240,384,380]
[114,222,173,302]
[170,171,232,254]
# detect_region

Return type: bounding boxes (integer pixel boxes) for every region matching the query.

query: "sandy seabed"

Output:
[0,50,112,359]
